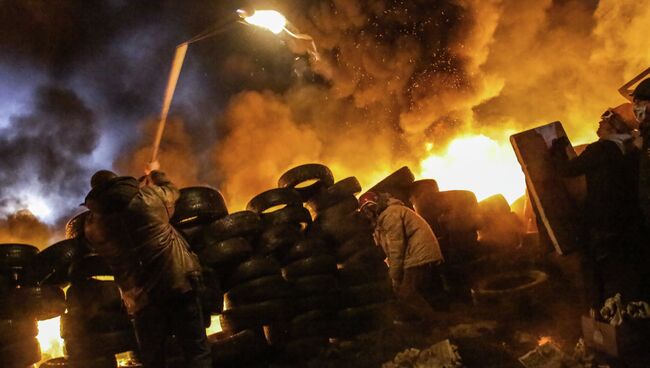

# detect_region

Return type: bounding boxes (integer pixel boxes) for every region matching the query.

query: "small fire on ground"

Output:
[37,317,65,361]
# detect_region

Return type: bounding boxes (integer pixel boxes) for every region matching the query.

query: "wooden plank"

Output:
[510,122,583,254]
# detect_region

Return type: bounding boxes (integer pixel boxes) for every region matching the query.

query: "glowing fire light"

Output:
[238,10,287,34]
[37,316,65,360]
[538,336,553,346]
[205,315,223,336]
[418,134,526,203]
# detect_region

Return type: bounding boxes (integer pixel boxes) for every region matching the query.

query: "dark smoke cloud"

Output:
[0,86,98,221]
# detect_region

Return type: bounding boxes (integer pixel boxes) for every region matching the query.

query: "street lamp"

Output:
[149,9,317,169]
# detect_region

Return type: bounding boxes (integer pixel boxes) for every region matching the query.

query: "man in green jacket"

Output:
[84,168,211,368]
[360,192,444,323]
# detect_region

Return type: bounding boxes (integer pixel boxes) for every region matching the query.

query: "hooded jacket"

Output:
[374,198,443,283]
[84,171,201,314]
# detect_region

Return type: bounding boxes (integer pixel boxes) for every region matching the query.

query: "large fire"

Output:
[37,317,65,361]
[418,134,526,203]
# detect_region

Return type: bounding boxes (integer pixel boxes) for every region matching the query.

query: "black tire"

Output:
[293,292,340,313]
[365,166,415,197]
[65,211,89,240]
[478,194,511,220]
[220,299,291,332]
[288,310,336,338]
[0,286,66,320]
[342,246,386,268]
[0,337,41,367]
[472,270,549,305]
[278,164,335,201]
[417,190,480,232]
[175,222,210,251]
[0,319,38,343]
[256,224,302,258]
[336,233,376,261]
[261,205,312,228]
[246,188,303,214]
[65,279,124,317]
[171,186,228,226]
[60,311,131,339]
[64,329,137,358]
[338,264,389,287]
[307,177,362,213]
[312,212,372,243]
[33,238,89,286]
[201,211,262,245]
[0,243,39,270]
[314,194,359,221]
[285,237,331,263]
[210,329,269,366]
[198,237,253,268]
[340,280,392,308]
[68,254,113,282]
[282,255,337,280]
[291,274,338,296]
[224,257,282,291]
[224,275,293,308]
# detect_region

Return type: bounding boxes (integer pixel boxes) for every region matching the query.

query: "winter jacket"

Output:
[84,171,201,314]
[374,198,443,284]
[552,138,641,233]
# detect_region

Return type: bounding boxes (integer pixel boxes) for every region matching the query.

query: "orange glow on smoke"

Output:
[418,134,526,203]
[538,336,553,346]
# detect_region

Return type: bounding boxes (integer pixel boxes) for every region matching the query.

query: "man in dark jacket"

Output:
[84,168,211,368]
[551,106,643,309]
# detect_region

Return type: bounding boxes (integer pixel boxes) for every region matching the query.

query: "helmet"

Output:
[632,78,650,101]
[358,191,379,210]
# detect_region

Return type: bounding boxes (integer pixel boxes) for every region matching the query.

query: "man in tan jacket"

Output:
[360,192,444,323]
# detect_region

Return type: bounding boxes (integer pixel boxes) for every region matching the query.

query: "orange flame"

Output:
[37,316,65,361]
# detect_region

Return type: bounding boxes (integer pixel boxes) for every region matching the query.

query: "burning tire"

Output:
[171,186,228,226]
[198,237,253,268]
[260,205,312,228]
[224,257,282,290]
[0,243,39,270]
[0,337,41,368]
[202,211,262,244]
[306,176,362,213]
[224,275,293,308]
[282,255,337,280]
[278,164,335,201]
[247,188,303,214]
[32,238,89,287]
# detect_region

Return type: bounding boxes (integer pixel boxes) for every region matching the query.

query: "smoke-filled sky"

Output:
[1,0,649,247]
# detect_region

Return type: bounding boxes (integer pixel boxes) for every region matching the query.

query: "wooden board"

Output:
[510,121,583,255]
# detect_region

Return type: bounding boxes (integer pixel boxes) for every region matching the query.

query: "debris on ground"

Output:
[449,321,498,338]
[600,293,650,325]
[518,341,581,368]
[382,339,463,368]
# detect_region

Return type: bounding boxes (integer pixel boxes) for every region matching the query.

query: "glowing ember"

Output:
[418,134,526,203]
[537,336,553,346]
[239,10,287,34]
[37,316,65,360]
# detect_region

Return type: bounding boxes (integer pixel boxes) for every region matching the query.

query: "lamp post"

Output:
[149,9,315,169]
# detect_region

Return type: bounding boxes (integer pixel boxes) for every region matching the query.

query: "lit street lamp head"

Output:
[237,9,287,34]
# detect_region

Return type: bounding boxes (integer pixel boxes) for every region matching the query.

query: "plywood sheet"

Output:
[510,121,583,254]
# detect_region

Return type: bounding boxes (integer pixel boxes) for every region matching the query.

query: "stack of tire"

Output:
[410,187,480,300]
[0,243,53,368]
[171,186,229,328]
[477,194,523,249]
[281,164,392,339]
[198,210,276,367]
[61,254,137,368]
